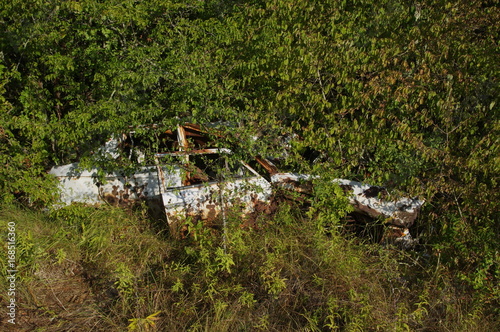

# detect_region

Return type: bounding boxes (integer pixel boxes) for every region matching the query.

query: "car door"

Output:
[156,150,272,232]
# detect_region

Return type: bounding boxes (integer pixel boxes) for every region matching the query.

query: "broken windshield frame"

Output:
[155,149,261,188]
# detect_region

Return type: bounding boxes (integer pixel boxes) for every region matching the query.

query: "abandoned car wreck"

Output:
[49,124,424,246]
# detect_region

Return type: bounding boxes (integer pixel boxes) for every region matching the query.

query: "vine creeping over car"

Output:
[49,124,423,245]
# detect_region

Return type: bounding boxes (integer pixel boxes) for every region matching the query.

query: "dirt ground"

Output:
[2,260,112,332]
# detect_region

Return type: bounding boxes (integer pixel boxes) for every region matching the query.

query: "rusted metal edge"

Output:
[155,148,232,157]
[255,156,279,175]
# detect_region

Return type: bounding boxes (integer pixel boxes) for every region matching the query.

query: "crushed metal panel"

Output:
[270,173,424,227]
[270,172,424,248]
[332,179,424,228]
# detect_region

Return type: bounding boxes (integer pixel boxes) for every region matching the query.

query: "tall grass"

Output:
[0,202,497,331]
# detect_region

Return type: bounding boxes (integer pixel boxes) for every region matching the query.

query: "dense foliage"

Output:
[1,0,498,329]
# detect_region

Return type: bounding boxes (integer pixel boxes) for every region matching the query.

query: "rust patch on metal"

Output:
[255,156,279,175]
[362,186,388,199]
[205,204,218,221]
[281,178,313,194]
[100,184,149,208]
[390,210,420,228]
[339,184,353,193]
[352,201,384,219]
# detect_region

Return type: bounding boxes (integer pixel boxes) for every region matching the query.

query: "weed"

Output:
[128,311,161,332]
[0,201,497,331]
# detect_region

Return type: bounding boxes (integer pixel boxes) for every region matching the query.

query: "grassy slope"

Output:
[0,203,497,332]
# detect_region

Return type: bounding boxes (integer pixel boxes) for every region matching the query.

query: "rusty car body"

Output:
[49,124,423,245]
[49,124,273,234]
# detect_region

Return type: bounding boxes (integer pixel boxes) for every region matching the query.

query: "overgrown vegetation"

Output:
[1,200,497,331]
[0,0,498,330]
